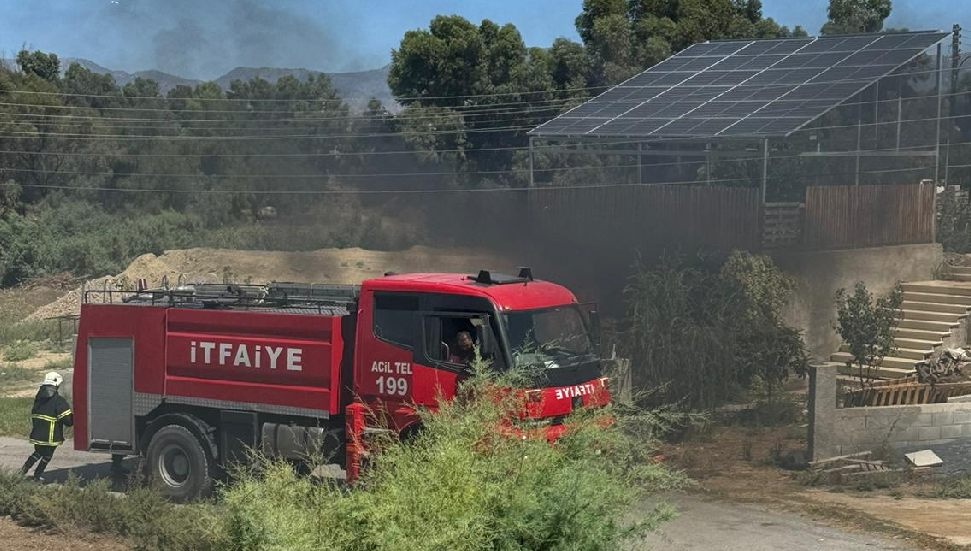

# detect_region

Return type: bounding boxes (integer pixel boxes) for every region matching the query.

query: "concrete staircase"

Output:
[947,265,971,282]
[829,280,971,379]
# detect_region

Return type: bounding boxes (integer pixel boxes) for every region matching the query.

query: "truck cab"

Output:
[350,269,608,439]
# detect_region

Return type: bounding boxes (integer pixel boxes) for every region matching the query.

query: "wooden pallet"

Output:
[845,381,971,406]
[808,451,899,483]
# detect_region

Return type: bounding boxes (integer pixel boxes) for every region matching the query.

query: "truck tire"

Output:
[145,424,213,501]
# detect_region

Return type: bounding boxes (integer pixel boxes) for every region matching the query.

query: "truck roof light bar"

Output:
[468,268,535,285]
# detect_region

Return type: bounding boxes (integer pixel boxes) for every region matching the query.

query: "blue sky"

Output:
[0,0,962,79]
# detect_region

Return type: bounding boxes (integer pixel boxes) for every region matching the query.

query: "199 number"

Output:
[376,376,408,396]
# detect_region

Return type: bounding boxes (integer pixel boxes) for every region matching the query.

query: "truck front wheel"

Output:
[145,424,213,501]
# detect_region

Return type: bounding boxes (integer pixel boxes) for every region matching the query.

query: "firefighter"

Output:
[20,372,73,481]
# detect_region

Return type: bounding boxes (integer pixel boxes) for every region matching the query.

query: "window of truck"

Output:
[373,293,419,349]
[503,306,593,369]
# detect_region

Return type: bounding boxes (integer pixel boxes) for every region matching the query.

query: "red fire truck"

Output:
[72,268,609,500]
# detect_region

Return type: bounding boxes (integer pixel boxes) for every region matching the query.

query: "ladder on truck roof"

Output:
[83,281,359,315]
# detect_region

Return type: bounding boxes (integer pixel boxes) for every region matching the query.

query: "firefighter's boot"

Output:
[32,456,51,481]
[20,452,40,476]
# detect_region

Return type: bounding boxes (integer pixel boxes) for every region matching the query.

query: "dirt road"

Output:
[0,437,924,550]
[637,494,919,550]
[0,436,132,485]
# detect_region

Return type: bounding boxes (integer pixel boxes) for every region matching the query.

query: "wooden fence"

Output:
[525,182,934,258]
[802,183,935,250]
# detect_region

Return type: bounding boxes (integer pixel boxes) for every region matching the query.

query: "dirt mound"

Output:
[27,246,515,320]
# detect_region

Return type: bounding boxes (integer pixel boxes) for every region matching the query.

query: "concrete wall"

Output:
[773,243,943,359]
[809,363,971,460]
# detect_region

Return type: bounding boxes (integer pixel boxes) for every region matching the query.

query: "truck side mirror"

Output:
[473,315,492,361]
[589,309,602,355]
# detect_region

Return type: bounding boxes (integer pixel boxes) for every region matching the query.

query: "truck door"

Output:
[355,292,442,416]
[354,291,502,430]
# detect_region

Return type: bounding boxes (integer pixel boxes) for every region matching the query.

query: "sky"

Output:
[0,0,964,80]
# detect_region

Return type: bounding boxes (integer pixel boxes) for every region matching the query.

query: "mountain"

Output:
[63,59,202,93]
[2,57,398,113]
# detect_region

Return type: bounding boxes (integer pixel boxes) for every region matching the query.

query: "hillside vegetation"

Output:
[0,1,809,288]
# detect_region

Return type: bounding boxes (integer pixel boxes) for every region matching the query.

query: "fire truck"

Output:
[72,268,609,500]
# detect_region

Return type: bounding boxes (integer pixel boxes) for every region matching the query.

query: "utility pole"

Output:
[953,24,962,96]
[952,25,961,123]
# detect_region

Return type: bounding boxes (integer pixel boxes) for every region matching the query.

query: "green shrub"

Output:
[43,357,73,372]
[222,365,684,550]
[3,340,38,362]
[937,190,971,253]
[0,364,686,549]
[0,471,227,550]
[0,320,57,349]
[933,475,971,498]
[0,364,34,385]
[834,282,902,392]
[623,252,808,410]
[0,397,35,436]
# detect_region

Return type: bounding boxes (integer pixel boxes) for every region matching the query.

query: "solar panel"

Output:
[530,31,948,139]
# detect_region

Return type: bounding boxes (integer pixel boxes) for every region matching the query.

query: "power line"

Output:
[0,101,573,125]
[0,62,951,119]
[0,123,538,141]
[0,103,958,142]
[0,163,635,179]
[2,83,610,104]
[0,105,570,133]
[0,61,952,108]
[0,78,959,140]
[0,92,583,114]
[0,135,948,182]
[0,163,932,196]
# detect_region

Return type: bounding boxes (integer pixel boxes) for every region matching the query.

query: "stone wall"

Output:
[773,243,944,359]
[809,363,971,460]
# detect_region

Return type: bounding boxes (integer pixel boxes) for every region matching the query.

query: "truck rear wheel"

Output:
[145,424,213,501]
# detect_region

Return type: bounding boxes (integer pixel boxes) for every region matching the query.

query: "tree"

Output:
[821,0,892,35]
[549,38,595,93]
[834,282,902,394]
[389,15,487,105]
[62,63,121,108]
[15,50,59,82]
[122,77,161,100]
[389,16,562,180]
[576,0,805,86]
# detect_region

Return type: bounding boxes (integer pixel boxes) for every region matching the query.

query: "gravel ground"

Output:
[637,494,919,550]
[0,437,924,550]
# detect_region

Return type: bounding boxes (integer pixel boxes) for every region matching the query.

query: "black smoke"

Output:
[91,0,371,79]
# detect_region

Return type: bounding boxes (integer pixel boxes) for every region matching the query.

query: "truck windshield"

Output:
[503,306,593,369]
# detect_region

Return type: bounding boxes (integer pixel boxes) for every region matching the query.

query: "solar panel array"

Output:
[531,32,948,139]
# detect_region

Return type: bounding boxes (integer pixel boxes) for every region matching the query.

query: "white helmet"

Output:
[43,372,63,387]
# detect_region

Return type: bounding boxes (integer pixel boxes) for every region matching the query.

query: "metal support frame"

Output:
[855,92,863,186]
[761,138,769,202]
[945,133,951,185]
[799,150,935,158]
[896,92,903,151]
[935,42,944,184]
[873,79,879,149]
[637,142,643,184]
[528,136,535,188]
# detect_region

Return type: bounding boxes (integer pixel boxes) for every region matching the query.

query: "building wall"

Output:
[809,363,971,460]
[773,243,944,359]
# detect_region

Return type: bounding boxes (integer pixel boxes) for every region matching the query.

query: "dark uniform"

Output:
[20,384,73,480]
